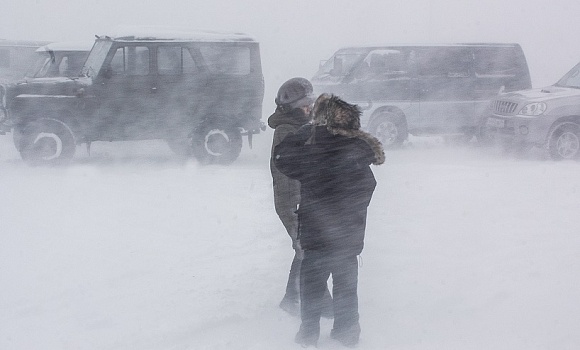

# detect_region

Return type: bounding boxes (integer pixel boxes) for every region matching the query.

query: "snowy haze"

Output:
[2,1,580,349]
[3,0,580,99]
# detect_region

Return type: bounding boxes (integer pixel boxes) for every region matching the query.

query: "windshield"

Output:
[81,40,112,77]
[26,53,52,78]
[312,48,368,82]
[26,51,89,78]
[555,61,580,89]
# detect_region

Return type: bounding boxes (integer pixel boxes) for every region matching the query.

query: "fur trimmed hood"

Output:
[311,94,385,165]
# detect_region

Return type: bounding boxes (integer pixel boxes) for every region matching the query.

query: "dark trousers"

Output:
[277,204,301,301]
[300,250,359,332]
[284,250,302,301]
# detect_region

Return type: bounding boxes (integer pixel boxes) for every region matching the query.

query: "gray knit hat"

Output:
[275,77,316,110]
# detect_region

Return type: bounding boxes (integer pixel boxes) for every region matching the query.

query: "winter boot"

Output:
[330,322,361,348]
[279,296,300,317]
[294,322,319,348]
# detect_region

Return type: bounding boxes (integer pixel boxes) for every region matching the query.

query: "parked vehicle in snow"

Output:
[311,44,531,148]
[0,29,264,165]
[484,60,580,160]
[1,41,93,150]
[0,39,51,84]
[26,41,92,79]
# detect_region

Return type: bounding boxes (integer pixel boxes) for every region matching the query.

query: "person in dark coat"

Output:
[274,93,385,347]
[269,78,333,317]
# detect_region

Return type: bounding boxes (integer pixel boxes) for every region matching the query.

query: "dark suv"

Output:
[0,30,264,165]
[312,44,531,147]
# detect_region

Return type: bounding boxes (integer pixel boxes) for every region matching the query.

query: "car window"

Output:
[312,49,367,82]
[63,53,88,77]
[110,46,149,76]
[416,48,471,78]
[474,48,518,77]
[157,46,198,75]
[31,56,51,77]
[557,63,580,89]
[58,57,70,76]
[356,49,408,81]
[33,54,61,78]
[198,45,250,75]
[82,40,110,77]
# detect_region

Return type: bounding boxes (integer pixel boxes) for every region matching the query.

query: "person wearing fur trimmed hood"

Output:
[274,93,384,347]
[269,78,333,318]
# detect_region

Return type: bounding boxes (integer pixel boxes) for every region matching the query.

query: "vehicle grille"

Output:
[492,100,518,114]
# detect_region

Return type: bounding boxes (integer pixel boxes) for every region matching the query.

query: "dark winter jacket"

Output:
[274,95,384,255]
[269,107,311,241]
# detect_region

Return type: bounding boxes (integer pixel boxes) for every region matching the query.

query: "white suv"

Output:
[485,61,580,160]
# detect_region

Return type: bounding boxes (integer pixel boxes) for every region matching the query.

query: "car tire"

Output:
[191,122,242,165]
[17,118,76,166]
[548,123,580,160]
[368,112,407,148]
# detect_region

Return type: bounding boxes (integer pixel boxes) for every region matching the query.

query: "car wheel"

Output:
[17,119,76,166]
[549,123,580,160]
[191,122,242,165]
[368,112,407,148]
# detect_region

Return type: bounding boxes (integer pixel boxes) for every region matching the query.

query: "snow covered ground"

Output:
[1,131,580,350]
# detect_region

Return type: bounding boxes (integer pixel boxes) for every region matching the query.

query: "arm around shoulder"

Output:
[273,125,312,179]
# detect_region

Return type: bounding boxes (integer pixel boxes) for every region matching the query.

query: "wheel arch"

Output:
[192,114,240,135]
[545,115,580,145]
[16,109,81,141]
[368,106,407,129]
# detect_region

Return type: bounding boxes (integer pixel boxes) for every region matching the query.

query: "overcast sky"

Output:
[2,0,579,107]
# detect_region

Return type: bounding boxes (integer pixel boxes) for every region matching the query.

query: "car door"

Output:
[349,48,414,103]
[92,44,158,140]
[416,47,475,133]
[151,44,210,138]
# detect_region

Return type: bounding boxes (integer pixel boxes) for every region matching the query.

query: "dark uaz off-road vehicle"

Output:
[0,39,51,84]
[0,30,264,165]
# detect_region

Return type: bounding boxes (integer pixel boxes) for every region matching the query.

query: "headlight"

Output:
[519,102,547,116]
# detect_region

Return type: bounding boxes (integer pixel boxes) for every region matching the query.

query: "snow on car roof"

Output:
[102,25,256,42]
[36,41,94,52]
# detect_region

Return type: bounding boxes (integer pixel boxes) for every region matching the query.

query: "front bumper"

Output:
[484,113,553,146]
